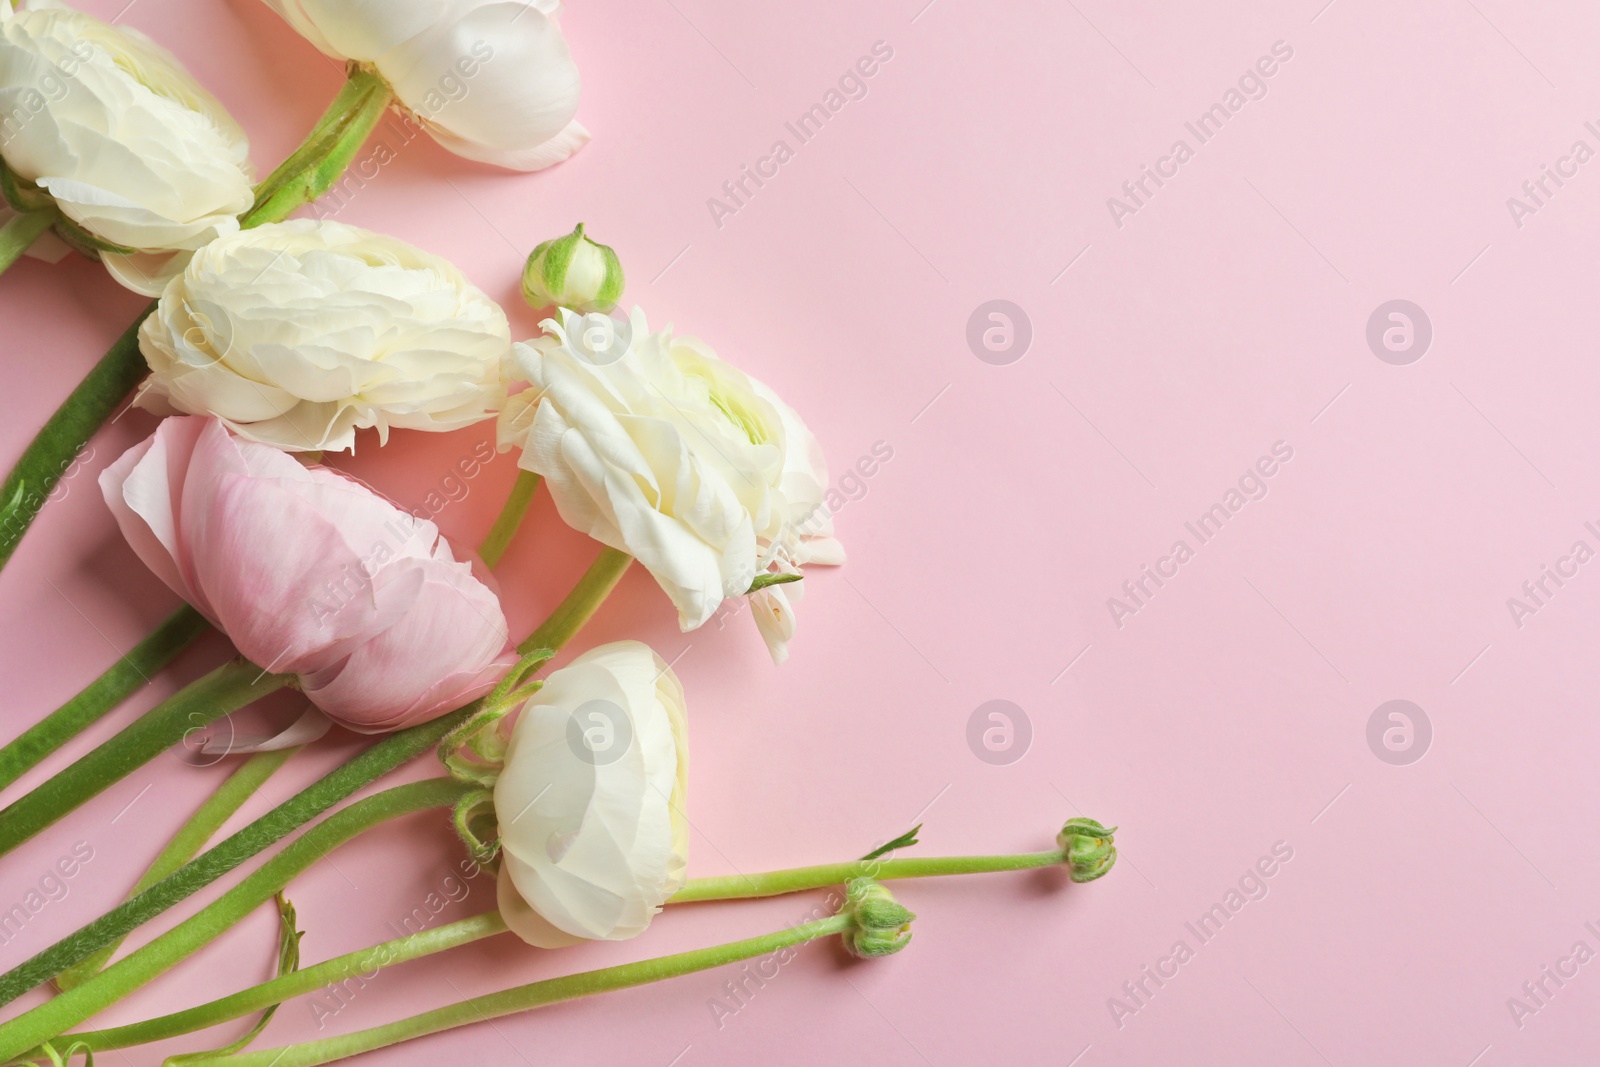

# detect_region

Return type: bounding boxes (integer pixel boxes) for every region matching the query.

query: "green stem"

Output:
[0,605,211,791]
[63,914,508,1053]
[0,208,51,276]
[0,68,392,580]
[477,470,540,569]
[670,849,1067,903]
[176,915,853,1067]
[0,779,469,1061]
[55,747,298,991]
[0,549,624,1008]
[518,546,632,655]
[243,68,393,226]
[57,847,1068,1051]
[0,309,153,576]
[0,661,290,858]
[0,705,473,1010]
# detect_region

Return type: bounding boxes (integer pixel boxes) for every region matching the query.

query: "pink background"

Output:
[4,0,1599,1062]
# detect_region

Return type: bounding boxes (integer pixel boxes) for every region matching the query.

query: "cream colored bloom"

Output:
[263,0,587,171]
[493,642,688,948]
[0,0,254,294]
[498,308,844,663]
[136,219,511,453]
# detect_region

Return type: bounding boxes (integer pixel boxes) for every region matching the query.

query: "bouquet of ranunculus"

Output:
[0,5,1119,1063]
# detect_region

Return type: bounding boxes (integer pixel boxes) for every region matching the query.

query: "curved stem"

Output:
[0,660,291,858]
[64,914,507,1052]
[0,778,469,1061]
[175,915,852,1067]
[518,546,632,654]
[0,605,211,791]
[0,208,52,277]
[243,69,393,225]
[55,747,299,991]
[670,849,1067,903]
[477,471,540,569]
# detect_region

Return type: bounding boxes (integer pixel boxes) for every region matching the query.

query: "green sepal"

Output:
[0,160,52,214]
[50,213,136,258]
[539,222,585,296]
[841,878,915,958]
[1058,817,1118,883]
[747,572,803,594]
[452,788,501,867]
[438,646,556,786]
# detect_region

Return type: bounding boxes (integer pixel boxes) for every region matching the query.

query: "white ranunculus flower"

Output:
[136,219,511,453]
[498,308,845,663]
[493,641,689,948]
[0,0,255,295]
[263,0,587,172]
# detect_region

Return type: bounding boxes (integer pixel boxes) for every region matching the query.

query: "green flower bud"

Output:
[1058,818,1118,883]
[522,222,625,314]
[841,878,915,958]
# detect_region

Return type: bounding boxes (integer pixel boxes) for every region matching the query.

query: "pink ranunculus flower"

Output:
[99,416,516,732]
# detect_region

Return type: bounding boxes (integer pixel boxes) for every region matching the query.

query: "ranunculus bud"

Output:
[1058,818,1118,883]
[99,416,516,733]
[0,1,256,295]
[262,0,586,171]
[840,878,915,958]
[498,308,845,663]
[493,642,689,948]
[135,219,511,454]
[521,223,624,314]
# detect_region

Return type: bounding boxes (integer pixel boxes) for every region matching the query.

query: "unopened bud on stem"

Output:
[840,878,915,958]
[1058,818,1117,883]
[522,222,625,313]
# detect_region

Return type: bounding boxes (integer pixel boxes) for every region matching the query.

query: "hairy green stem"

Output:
[244,69,392,225]
[0,779,469,1060]
[670,849,1069,902]
[0,706,472,1009]
[518,547,632,655]
[477,471,540,569]
[0,310,152,576]
[55,747,299,991]
[63,914,508,1052]
[0,661,291,858]
[56,845,1068,1051]
[0,605,211,791]
[174,915,852,1067]
[0,208,51,277]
